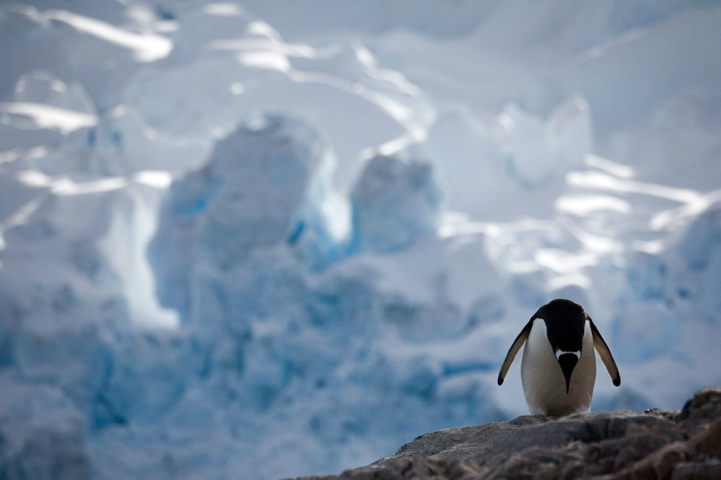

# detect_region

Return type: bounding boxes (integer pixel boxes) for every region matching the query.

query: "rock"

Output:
[290,387,721,480]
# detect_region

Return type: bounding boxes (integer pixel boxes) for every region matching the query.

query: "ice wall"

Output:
[350,150,443,253]
[1,1,721,479]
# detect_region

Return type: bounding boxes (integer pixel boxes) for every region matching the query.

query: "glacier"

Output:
[1,1,721,479]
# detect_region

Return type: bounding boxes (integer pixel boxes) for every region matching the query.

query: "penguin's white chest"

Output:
[521,319,596,416]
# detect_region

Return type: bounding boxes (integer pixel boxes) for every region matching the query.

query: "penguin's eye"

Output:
[555,350,581,360]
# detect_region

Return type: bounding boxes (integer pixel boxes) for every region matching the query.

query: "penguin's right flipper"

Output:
[498,319,533,385]
[589,318,621,386]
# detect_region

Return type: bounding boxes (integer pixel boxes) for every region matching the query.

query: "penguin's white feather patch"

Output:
[555,350,581,360]
[521,319,595,416]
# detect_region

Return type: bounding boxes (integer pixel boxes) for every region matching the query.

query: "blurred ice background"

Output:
[1,1,721,478]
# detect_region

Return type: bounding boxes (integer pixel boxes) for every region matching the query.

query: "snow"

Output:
[1,1,721,479]
[350,149,443,254]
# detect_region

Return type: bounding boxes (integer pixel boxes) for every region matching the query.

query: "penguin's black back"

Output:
[536,299,587,352]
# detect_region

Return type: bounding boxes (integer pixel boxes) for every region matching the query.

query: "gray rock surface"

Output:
[291,386,721,479]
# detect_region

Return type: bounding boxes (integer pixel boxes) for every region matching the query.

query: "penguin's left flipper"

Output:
[589,318,621,386]
[497,319,533,385]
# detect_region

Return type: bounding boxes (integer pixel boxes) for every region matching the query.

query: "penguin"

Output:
[497,299,620,416]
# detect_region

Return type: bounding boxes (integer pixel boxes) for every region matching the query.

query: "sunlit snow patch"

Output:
[6,5,172,62]
[0,102,97,134]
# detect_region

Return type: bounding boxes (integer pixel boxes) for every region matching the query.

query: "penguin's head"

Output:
[537,299,587,394]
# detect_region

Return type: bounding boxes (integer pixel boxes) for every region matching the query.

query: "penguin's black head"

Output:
[536,299,588,394]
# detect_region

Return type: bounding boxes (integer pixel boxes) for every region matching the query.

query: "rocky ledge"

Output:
[294,387,721,479]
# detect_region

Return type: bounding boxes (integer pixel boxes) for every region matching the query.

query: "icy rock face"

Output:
[0,175,179,477]
[669,198,721,316]
[621,195,721,313]
[149,113,340,319]
[0,379,92,480]
[676,200,721,273]
[605,87,721,191]
[423,109,505,219]
[0,70,97,137]
[0,70,98,176]
[608,195,721,374]
[138,113,506,479]
[422,96,593,222]
[350,151,443,254]
[499,96,592,189]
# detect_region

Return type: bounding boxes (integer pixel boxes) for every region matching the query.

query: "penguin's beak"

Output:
[558,353,579,394]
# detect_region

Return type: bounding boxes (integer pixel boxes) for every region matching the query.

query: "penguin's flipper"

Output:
[589,318,621,386]
[497,319,533,385]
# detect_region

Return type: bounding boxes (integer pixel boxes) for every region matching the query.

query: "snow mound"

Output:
[350,150,442,253]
